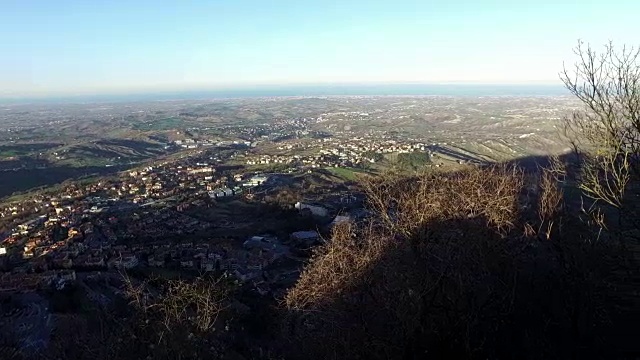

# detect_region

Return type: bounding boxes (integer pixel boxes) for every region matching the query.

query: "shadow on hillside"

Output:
[3,153,637,360]
[281,152,639,360]
[429,144,488,164]
[0,164,133,199]
[503,152,581,173]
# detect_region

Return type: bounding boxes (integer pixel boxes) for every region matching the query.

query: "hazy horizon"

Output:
[2,0,638,97]
[0,83,570,105]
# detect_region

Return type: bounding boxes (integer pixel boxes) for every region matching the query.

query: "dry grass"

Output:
[41,274,235,360]
[283,164,618,360]
[40,274,235,360]
[285,221,392,310]
[287,165,527,314]
[124,274,230,333]
[363,164,524,237]
[537,156,566,240]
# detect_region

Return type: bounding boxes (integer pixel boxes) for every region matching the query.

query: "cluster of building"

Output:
[0,114,403,304]
[1,193,329,297]
[243,137,433,169]
[173,138,255,150]
[0,157,271,279]
[0,145,274,231]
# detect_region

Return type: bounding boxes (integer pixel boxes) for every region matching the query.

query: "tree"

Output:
[560,41,640,236]
[396,151,432,171]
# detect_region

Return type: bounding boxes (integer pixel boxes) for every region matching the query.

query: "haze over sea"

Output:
[0,84,567,105]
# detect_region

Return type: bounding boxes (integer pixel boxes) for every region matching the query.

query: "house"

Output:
[234,268,259,282]
[148,255,166,267]
[201,258,216,272]
[208,251,223,261]
[180,258,194,268]
[294,202,329,217]
[244,175,269,187]
[290,230,321,246]
[58,270,77,282]
[243,236,277,251]
[246,255,268,271]
[330,215,351,227]
[32,257,49,271]
[110,253,139,269]
[209,188,234,198]
[220,259,238,271]
[253,281,270,296]
[188,167,214,175]
[81,255,105,268]
[52,255,73,269]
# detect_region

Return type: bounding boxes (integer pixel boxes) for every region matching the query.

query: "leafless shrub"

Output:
[42,274,233,360]
[537,156,566,240]
[362,164,524,238]
[285,221,392,310]
[560,41,640,235]
[124,274,230,333]
[283,166,531,359]
[284,163,621,359]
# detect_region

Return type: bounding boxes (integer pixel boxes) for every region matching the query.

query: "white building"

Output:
[244,175,270,187]
[295,202,329,217]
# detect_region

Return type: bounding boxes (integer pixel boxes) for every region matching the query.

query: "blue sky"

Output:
[1,0,638,96]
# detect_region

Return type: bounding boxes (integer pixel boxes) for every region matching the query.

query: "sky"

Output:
[1,0,638,97]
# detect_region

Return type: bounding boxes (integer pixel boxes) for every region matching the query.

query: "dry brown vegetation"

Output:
[283,164,624,359]
[561,41,640,236]
[537,156,566,240]
[124,275,230,333]
[40,275,236,360]
[363,165,524,237]
[285,221,392,311]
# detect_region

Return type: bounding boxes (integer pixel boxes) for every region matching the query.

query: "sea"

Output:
[0,84,568,105]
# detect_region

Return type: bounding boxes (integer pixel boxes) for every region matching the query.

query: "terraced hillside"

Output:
[55,138,168,166]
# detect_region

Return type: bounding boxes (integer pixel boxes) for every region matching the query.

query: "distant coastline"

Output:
[0,83,568,105]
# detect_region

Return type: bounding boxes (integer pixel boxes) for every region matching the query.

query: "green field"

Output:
[324,167,364,181]
[397,151,432,170]
[0,143,62,159]
[0,150,18,158]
